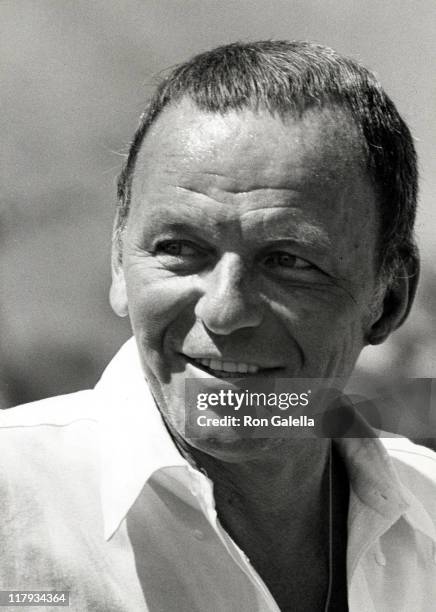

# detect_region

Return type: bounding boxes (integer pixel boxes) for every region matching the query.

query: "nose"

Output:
[194,253,264,335]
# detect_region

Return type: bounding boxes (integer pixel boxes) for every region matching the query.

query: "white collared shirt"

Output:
[1,338,435,611]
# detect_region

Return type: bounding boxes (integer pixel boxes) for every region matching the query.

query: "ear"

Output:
[366,257,419,345]
[109,239,129,318]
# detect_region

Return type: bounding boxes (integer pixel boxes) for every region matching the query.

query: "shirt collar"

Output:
[336,426,436,541]
[96,338,436,548]
[96,338,189,539]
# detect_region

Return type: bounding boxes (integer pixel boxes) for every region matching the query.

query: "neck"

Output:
[175,436,347,611]
[187,439,331,526]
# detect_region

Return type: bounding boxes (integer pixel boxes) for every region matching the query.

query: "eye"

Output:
[155,240,201,257]
[262,251,313,270]
[153,239,209,272]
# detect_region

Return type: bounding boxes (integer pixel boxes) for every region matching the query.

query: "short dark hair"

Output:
[116,40,418,278]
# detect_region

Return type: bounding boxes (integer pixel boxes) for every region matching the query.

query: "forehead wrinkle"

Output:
[176,184,225,205]
[175,183,302,208]
[175,163,303,192]
[135,202,235,240]
[267,222,331,250]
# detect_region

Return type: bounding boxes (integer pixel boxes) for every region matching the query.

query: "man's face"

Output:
[112,99,381,459]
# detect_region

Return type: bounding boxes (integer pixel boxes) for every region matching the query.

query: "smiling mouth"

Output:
[184,356,278,378]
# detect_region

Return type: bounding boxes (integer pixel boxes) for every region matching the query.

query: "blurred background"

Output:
[1,1,435,442]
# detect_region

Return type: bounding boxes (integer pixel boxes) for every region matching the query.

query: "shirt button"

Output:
[194,529,205,540]
[374,550,386,566]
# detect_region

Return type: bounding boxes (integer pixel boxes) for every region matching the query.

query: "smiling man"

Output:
[1,41,435,612]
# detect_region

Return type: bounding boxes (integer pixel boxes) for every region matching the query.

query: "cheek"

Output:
[324,318,366,372]
[125,271,199,351]
[272,290,367,373]
[272,285,360,333]
[308,310,366,377]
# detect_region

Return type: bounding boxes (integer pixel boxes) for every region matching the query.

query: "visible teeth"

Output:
[210,359,222,371]
[223,361,237,372]
[192,357,259,374]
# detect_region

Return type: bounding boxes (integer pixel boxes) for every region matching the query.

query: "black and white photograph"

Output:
[1,2,435,611]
